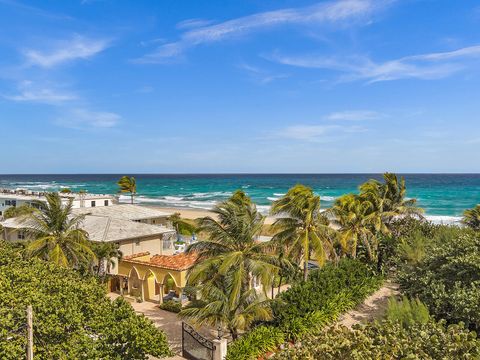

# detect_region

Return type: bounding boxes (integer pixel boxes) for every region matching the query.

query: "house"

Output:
[71,203,172,226]
[115,252,198,303]
[0,188,115,218]
[0,202,198,303]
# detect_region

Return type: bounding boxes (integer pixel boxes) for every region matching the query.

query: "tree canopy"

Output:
[0,241,172,359]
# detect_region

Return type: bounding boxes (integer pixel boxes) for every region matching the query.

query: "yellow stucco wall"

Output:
[118,260,188,288]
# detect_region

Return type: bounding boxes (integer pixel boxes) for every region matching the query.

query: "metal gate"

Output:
[182,322,215,360]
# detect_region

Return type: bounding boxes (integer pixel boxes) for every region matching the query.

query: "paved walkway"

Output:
[338,281,399,328]
[109,293,185,359]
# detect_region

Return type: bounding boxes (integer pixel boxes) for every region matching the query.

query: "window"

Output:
[91,201,96,207]
[163,237,173,250]
[17,231,25,240]
[104,200,109,206]
[5,200,16,206]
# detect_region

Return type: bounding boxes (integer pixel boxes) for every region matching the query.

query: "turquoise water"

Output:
[1,174,479,222]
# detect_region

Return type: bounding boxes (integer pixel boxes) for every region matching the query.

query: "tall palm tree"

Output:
[187,191,278,301]
[462,204,480,230]
[329,194,376,260]
[271,185,335,281]
[117,176,137,204]
[25,193,96,268]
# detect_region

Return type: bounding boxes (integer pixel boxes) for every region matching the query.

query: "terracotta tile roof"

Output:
[124,252,150,260]
[123,252,198,271]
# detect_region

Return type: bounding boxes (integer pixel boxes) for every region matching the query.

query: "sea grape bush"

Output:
[226,259,382,360]
[0,241,172,360]
[271,320,480,359]
[397,228,480,332]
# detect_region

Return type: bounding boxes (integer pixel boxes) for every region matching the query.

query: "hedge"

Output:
[226,259,382,360]
[271,320,480,359]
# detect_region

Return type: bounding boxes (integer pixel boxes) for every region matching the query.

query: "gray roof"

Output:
[1,215,174,243]
[72,204,172,221]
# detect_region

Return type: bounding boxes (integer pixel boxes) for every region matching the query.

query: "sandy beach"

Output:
[147,206,277,225]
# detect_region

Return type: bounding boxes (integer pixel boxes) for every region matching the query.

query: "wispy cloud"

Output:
[273,123,365,141]
[3,81,77,104]
[23,35,109,68]
[136,0,391,63]
[0,0,73,20]
[55,108,120,129]
[269,45,480,82]
[238,63,289,84]
[325,110,383,121]
[176,18,214,30]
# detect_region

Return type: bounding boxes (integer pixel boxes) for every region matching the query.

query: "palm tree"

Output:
[91,241,123,279]
[25,193,96,268]
[3,204,37,219]
[187,191,278,300]
[329,194,376,260]
[462,204,480,230]
[169,212,197,240]
[117,176,137,204]
[271,185,335,281]
[360,173,423,231]
[179,279,272,340]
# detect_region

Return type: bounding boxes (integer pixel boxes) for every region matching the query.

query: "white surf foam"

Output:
[425,215,462,225]
[321,196,336,201]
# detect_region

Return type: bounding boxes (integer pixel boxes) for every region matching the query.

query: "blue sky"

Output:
[1,0,480,173]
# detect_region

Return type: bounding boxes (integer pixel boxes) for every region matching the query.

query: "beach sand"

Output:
[146,206,276,225]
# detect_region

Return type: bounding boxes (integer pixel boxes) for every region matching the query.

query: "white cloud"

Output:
[238,63,289,84]
[136,0,391,63]
[176,18,214,30]
[56,108,120,129]
[3,81,77,104]
[23,35,109,68]
[269,44,480,82]
[325,110,382,121]
[273,123,364,141]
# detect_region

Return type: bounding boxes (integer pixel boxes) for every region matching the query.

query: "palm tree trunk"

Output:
[303,232,309,281]
[303,261,308,281]
[130,192,134,204]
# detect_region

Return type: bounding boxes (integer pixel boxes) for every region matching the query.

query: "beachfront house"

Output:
[0,202,198,303]
[0,188,115,218]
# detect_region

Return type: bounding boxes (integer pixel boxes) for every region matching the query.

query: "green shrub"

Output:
[0,241,172,359]
[226,259,382,359]
[385,296,430,328]
[226,326,285,360]
[271,320,480,359]
[397,228,480,332]
[159,300,182,313]
[273,259,383,334]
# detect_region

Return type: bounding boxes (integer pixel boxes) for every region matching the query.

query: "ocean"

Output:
[1,174,479,223]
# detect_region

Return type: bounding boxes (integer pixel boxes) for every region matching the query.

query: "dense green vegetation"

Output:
[226,259,382,360]
[271,320,480,359]
[0,241,172,359]
[159,300,182,313]
[397,226,480,332]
